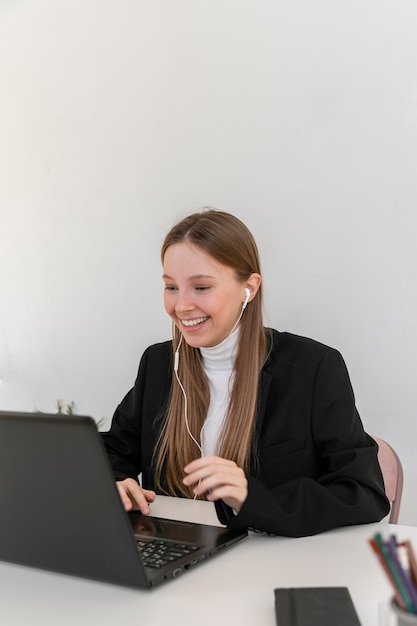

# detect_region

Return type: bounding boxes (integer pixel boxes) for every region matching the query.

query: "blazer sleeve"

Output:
[215,347,390,537]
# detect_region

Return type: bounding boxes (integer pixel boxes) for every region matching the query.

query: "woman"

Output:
[102,209,389,537]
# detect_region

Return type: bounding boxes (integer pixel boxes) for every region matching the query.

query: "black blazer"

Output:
[101,329,389,537]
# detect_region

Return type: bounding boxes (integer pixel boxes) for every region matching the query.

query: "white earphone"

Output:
[242,287,251,311]
[174,333,183,372]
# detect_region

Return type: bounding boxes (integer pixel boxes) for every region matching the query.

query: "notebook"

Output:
[274,587,362,626]
[0,411,247,589]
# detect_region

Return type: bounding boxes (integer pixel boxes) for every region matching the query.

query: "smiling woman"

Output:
[162,243,261,348]
[101,208,390,537]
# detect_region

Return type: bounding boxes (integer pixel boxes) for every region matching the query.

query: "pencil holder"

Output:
[391,599,417,625]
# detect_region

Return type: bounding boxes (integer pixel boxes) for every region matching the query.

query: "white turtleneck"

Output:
[199,328,239,456]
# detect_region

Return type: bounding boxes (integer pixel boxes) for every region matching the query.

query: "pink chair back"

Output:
[372,436,404,524]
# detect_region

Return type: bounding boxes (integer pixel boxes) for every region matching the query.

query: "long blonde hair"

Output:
[154,209,269,497]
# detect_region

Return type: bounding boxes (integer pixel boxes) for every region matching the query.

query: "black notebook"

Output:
[0,411,247,589]
[274,587,362,626]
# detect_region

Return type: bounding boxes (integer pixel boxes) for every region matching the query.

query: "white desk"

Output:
[0,496,411,626]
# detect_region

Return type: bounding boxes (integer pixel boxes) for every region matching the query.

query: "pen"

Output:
[370,533,416,613]
[386,536,417,613]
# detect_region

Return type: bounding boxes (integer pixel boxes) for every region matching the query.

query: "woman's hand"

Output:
[183,455,248,512]
[116,478,156,514]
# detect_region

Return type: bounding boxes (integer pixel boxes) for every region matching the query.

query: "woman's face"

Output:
[163,243,246,348]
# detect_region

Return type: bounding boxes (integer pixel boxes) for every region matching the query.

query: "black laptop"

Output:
[0,411,247,589]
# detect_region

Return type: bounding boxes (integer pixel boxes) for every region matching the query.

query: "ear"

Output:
[244,273,262,302]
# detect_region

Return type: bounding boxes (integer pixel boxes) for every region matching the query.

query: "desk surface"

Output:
[0,496,409,626]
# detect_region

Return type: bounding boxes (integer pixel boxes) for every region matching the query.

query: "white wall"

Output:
[1,1,416,524]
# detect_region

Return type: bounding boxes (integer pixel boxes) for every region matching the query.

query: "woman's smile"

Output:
[180,316,209,328]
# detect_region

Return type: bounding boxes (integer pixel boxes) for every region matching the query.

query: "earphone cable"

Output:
[174,368,202,456]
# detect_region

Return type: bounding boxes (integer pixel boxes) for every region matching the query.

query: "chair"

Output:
[372,436,404,524]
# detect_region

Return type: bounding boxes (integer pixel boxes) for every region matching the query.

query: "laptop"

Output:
[0,411,247,589]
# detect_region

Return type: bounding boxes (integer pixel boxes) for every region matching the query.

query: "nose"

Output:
[174,290,194,314]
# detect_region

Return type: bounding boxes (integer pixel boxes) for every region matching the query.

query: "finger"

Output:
[116,483,134,511]
[142,488,157,504]
[117,481,155,514]
[184,455,234,474]
[183,460,239,488]
[192,467,245,495]
[205,483,248,511]
[201,469,248,508]
[129,488,152,514]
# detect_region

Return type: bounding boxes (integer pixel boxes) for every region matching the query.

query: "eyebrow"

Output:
[162,274,216,281]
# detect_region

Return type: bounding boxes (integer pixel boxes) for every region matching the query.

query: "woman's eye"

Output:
[195,286,210,292]
[164,285,177,291]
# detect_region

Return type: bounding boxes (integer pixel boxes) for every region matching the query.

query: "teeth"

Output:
[182,317,208,327]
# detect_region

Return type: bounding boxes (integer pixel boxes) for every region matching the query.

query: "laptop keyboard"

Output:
[136,539,200,569]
